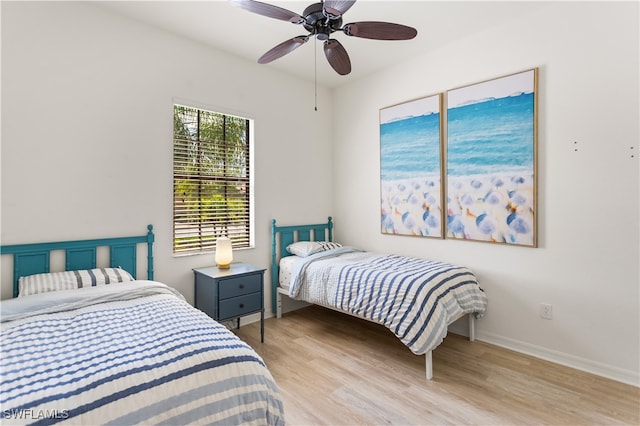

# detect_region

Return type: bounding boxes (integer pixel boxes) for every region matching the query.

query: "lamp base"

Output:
[217,263,231,269]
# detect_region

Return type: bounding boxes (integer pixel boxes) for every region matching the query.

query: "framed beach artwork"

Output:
[380,93,444,238]
[446,68,538,246]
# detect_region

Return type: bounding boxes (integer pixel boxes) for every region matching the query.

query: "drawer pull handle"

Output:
[239,303,245,308]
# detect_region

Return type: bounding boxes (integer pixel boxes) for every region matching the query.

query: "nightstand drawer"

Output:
[218,274,262,300]
[218,293,262,320]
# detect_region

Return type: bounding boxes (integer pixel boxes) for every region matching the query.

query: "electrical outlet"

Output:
[540,303,553,320]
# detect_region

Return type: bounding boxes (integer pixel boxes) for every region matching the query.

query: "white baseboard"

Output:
[476,331,639,387]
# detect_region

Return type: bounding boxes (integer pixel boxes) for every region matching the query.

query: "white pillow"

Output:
[286,241,323,257]
[18,267,135,297]
[286,241,342,257]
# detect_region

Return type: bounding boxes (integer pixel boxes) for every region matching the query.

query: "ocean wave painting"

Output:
[446,68,538,246]
[380,94,443,238]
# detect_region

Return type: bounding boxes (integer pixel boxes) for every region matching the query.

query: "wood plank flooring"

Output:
[234,305,639,425]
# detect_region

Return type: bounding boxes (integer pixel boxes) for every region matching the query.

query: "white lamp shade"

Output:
[215,237,233,269]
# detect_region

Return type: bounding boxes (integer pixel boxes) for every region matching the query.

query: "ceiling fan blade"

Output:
[324,39,351,75]
[258,36,309,64]
[229,0,304,24]
[323,0,356,19]
[343,21,418,40]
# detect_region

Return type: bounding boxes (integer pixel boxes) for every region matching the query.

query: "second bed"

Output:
[271,217,488,380]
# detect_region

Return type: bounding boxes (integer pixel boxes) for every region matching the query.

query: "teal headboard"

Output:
[270,217,333,314]
[0,225,155,298]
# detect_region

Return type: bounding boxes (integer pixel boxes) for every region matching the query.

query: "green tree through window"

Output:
[173,105,252,254]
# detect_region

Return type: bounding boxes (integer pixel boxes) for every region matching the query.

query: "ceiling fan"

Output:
[229,0,418,76]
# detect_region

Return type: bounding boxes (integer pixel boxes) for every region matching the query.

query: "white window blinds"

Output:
[173,105,251,254]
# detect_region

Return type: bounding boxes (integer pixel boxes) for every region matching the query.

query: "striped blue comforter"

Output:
[288,248,487,355]
[1,281,284,426]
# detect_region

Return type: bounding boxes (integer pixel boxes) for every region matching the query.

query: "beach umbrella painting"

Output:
[445,68,537,247]
[380,94,444,238]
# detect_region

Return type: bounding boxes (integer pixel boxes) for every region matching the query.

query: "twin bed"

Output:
[0,226,284,425]
[271,217,488,380]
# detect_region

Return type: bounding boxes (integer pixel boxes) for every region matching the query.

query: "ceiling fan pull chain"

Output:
[314,38,318,111]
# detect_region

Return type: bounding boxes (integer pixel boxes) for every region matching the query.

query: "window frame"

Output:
[172,101,255,255]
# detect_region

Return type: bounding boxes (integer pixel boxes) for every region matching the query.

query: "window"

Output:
[173,104,253,254]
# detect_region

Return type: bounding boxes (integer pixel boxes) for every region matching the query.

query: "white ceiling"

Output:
[94,1,549,88]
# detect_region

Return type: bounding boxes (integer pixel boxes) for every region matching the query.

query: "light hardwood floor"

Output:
[234,305,639,425]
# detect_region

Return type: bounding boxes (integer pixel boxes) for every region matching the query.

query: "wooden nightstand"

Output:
[193,263,265,342]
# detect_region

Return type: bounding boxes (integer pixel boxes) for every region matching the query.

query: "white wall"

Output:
[0,1,334,311]
[331,2,639,385]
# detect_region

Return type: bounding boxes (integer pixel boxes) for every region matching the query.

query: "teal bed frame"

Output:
[1,225,155,298]
[268,216,477,380]
[270,217,333,315]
